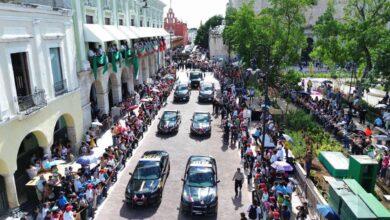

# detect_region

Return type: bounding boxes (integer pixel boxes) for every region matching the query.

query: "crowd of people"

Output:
[23,67,175,220]
[291,79,389,186]
[211,63,306,220]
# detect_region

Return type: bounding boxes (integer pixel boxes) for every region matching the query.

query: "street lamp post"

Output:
[261,68,269,155]
[348,62,356,114]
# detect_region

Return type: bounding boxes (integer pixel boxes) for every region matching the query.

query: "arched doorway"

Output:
[52,114,77,156]
[121,69,130,99]
[15,132,45,206]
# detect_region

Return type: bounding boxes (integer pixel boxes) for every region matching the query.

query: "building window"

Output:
[86,15,94,24]
[49,48,66,96]
[140,20,143,27]
[147,21,150,27]
[119,19,124,25]
[105,17,110,25]
[131,18,135,26]
[11,52,31,98]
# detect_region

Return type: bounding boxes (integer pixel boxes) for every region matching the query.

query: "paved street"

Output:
[95,70,252,220]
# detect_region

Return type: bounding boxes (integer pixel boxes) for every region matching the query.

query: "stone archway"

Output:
[13,131,49,207]
[121,67,133,99]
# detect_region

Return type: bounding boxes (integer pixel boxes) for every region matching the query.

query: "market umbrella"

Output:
[92,121,103,126]
[316,204,339,220]
[375,103,387,109]
[282,134,293,143]
[127,105,138,111]
[76,154,98,166]
[140,97,153,102]
[271,161,293,172]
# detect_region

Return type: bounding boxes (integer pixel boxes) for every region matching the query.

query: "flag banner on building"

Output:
[92,54,108,79]
[125,49,132,67]
[159,40,164,52]
[138,46,146,58]
[154,41,159,52]
[111,51,122,73]
[132,51,139,79]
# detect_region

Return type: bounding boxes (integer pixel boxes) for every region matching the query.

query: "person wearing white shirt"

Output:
[88,49,96,58]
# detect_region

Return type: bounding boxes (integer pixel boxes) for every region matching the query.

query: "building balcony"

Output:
[84,0,97,7]
[17,89,47,115]
[54,79,68,96]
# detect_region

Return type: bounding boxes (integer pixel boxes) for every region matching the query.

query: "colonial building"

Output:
[71,0,169,132]
[164,8,188,48]
[0,1,83,212]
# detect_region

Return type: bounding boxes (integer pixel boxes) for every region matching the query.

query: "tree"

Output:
[312,0,390,91]
[194,15,223,49]
[223,3,257,66]
[253,0,310,84]
[223,0,310,84]
[311,0,349,69]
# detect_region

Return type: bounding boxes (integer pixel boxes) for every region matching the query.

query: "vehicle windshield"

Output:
[133,163,161,180]
[177,85,188,91]
[186,167,214,187]
[190,73,201,80]
[162,112,177,122]
[193,114,209,123]
[201,85,213,91]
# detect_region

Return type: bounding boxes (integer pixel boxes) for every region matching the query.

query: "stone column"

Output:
[66,126,78,153]
[3,172,19,208]
[43,146,52,159]
[111,83,122,104]
[144,56,150,83]
[97,90,109,114]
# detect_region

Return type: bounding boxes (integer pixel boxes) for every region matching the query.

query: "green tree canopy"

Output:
[224,0,310,84]
[194,15,223,49]
[312,0,390,90]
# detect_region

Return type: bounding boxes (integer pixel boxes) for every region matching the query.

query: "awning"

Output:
[103,25,128,40]
[119,26,138,39]
[128,26,142,38]
[83,24,115,42]
[155,28,170,37]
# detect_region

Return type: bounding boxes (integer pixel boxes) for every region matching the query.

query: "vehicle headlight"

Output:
[182,190,193,203]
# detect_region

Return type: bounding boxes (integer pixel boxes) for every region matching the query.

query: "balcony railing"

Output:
[18,89,47,115]
[54,79,68,96]
[84,0,97,7]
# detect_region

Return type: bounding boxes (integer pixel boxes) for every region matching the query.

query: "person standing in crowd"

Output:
[247,202,262,220]
[233,168,245,197]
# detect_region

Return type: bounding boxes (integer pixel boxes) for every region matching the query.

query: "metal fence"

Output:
[18,89,47,115]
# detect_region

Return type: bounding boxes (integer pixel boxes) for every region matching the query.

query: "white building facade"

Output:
[209,25,229,61]
[72,0,169,132]
[0,1,83,212]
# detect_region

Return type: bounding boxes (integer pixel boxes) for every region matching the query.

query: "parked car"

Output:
[180,156,219,216]
[157,110,181,134]
[190,112,212,136]
[125,151,170,207]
